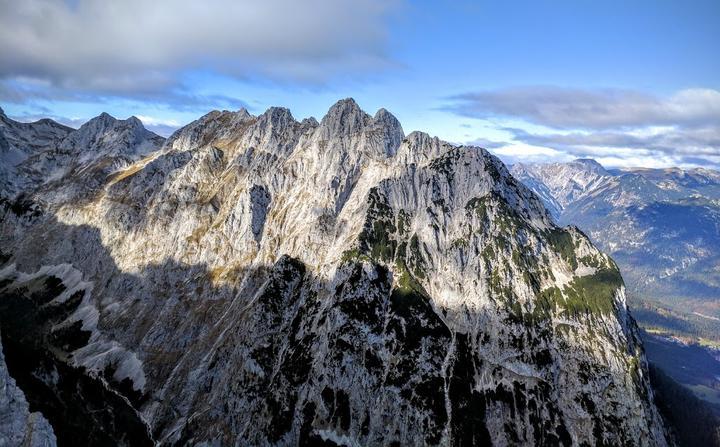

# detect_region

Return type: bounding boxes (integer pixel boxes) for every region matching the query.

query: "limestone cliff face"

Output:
[0,99,667,445]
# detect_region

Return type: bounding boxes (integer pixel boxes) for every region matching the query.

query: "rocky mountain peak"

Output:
[373,107,400,127]
[32,118,69,129]
[163,108,252,151]
[0,108,13,129]
[0,101,669,446]
[301,116,319,128]
[511,158,615,212]
[86,111,120,130]
[573,158,610,175]
[395,131,450,166]
[318,97,370,137]
[372,107,404,156]
[258,106,295,128]
[77,112,133,135]
[56,112,163,165]
[0,109,162,202]
[312,99,405,158]
[126,115,143,127]
[235,107,252,120]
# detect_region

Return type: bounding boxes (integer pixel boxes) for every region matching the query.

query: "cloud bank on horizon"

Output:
[445,87,720,169]
[0,0,718,169]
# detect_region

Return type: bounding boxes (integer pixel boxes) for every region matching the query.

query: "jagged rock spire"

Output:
[318,98,370,138]
[373,107,404,156]
[313,98,405,156]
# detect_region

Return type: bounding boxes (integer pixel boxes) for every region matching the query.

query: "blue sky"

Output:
[1,0,718,168]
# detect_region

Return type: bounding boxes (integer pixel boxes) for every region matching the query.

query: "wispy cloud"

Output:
[505,126,719,156]
[445,86,720,169]
[445,87,720,130]
[0,76,249,112]
[503,126,720,168]
[134,115,182,137]
[464,137,508,149]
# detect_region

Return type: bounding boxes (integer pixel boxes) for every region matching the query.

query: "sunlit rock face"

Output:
[0,100,668,445]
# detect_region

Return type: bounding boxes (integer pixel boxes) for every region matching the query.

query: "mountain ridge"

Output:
[511,159,720,369]
[1,99,668,445]
[511,158,720,302]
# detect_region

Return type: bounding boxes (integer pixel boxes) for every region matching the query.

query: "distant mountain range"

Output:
[512,159,720,310]
[512,159,720,409]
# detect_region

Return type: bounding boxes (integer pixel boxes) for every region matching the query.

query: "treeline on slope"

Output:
[631,297,720,344]
[650,364,720,447]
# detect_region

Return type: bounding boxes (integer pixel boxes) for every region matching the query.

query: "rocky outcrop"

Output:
[0,99,668,445]
[0,111,164,203]
[0,111,73,199]
[0,336,56,447]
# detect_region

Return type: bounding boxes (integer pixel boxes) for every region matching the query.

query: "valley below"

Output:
[513,159,720,419]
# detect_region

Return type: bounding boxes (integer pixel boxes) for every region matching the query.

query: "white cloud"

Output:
[447,87,720,130]
[135,115,180,128]
[483,126,720,169]
[489,143,571,165]
[451,86,720,169]
[134,115,183,136]
[0,0,401,94]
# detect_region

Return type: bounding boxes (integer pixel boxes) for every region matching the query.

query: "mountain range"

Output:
[512,159,720,411]
[0,101,686,445]
[511,159,720,326]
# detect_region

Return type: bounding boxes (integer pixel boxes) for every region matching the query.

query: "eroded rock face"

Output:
[0,268,153,446]
[0,335,57,447]
[0,99,667,445]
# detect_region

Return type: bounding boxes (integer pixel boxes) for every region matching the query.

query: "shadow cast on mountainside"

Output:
[3,210,507,446]
[0,188,660,446]
[0,207,273,445]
